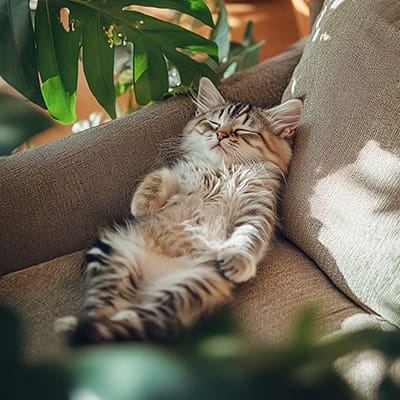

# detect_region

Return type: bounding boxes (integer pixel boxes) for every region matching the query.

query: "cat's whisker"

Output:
[276,167,288,185]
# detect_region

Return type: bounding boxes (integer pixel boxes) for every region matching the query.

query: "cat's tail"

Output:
[55,266,234,346]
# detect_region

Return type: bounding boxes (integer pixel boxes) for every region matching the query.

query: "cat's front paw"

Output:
[131,196,159,217]
[216,245,256,283]
[131,168,178,217]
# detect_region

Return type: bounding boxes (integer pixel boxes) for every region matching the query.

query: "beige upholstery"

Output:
[281,0,400,326]
[0,238,361,360]
[0,251,83,360]
[233,238,361,344]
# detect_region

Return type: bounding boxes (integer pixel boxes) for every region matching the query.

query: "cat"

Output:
[55,77,302,345]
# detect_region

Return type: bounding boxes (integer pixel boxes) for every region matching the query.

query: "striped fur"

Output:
[55,78,302,345]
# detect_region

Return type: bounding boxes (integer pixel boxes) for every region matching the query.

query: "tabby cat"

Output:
[55,77,302,345]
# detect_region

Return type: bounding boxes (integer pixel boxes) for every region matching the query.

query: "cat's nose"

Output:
[217,131,229,141]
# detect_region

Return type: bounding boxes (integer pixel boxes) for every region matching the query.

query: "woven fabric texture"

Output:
[281,0,400,326]
[0,239,361,359]
[0,250,83,360]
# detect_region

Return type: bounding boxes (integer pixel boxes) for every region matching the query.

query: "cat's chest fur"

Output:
[159,160,280,232]
[179,162,234,200]
[175,160,276,200]
[145,159,280,261]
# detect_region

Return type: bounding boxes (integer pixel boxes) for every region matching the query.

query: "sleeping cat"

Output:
[55,77,302,345]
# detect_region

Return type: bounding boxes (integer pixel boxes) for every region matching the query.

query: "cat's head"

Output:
[182,77,302,173]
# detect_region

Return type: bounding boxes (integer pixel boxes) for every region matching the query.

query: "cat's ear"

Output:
[265,99,303,139]
[195,77,225,116]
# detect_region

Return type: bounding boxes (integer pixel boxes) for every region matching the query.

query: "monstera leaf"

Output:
[0,1,45,108]
[0,0,217,124]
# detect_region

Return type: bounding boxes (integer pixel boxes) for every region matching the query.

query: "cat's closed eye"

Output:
[234,128,258,135]
[207,120,220,129]
[235,128,263,140]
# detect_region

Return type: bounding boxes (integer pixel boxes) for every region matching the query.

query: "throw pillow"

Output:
[281,0,400,326]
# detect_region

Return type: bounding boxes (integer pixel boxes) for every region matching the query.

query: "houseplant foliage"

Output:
[0,93,53,155]
[2,304,400,399]
[113,1,263,113]
[0,0,220,124]
[0,0,262,152]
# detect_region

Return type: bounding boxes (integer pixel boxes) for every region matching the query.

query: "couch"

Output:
[1,0,399,378]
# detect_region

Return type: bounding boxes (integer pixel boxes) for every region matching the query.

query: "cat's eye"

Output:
[234,129,259,136]
[207,120,220,129]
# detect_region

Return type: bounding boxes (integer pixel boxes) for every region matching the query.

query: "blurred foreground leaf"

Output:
[0,305,70,400]
[0,93,53,156]
[2,304,400,400]
[72,343,252,400]
[0,305,22,366]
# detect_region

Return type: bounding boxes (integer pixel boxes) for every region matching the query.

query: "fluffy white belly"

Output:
[138,248,189,283]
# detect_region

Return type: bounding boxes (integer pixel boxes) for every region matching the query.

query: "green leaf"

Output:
[289,308,319,348]
[210,0,230,62]
[216,40,263,79]
[40,76,77,124]
[71,346,198,400]
[0,0,45,107]
[0,308,70,400]
[242,20,254,47]
[128,29,169,105]
[71,344,249,400]
[0,93,53,156]
[121,10,219,61]
[236,41,264,71]
[0,305,22,364]
[69,1,218,59]
[35,0,80,124]
[163,48,216,86]
[115,69,133,96]
[78,9,117,118]
[129,0,214,27]
[66,0,218,108]
[237,22,263,71]
[378,376,400,400]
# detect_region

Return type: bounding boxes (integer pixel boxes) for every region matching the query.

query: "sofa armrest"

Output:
[0,38,305,275]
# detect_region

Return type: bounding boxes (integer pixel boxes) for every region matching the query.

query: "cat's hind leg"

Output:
[80,225,144,318]
[55,222,144,341]
[68,261,234,344]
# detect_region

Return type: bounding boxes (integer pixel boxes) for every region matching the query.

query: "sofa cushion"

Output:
[231,238,362,345]
[0,250,83,360]
[281,0,400,325]
[0,239,361,359]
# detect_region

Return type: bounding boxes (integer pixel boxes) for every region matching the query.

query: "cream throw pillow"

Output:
[281,0,400,326]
